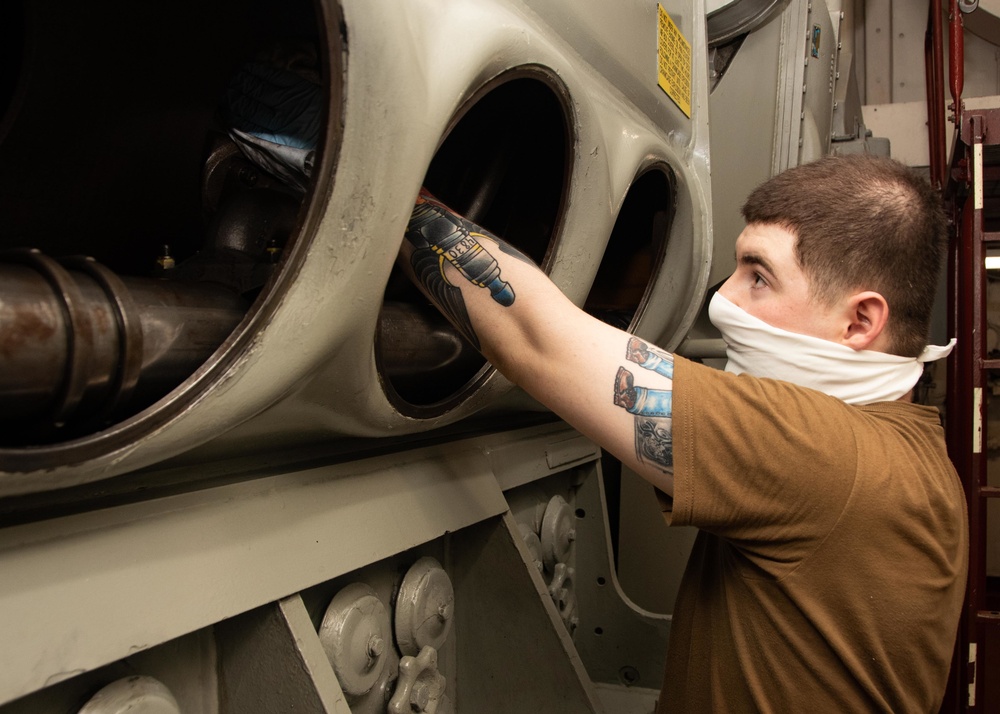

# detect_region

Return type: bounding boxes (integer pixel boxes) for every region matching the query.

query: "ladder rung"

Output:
[983,231,1000,244]
[982,485,1000,498]
[982,360,1000,370]
[977,610,1000,623]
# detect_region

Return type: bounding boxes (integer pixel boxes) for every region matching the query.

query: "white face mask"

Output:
[708,292,955,405]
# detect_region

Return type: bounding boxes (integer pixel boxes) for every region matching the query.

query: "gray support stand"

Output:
[216,595,352,714]
[451,514,604,713]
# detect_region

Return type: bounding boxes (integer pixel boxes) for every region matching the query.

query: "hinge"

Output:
[969,642,978,707]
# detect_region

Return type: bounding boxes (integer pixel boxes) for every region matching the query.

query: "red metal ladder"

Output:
[927,2,1000,709]
[945,105,1000,713]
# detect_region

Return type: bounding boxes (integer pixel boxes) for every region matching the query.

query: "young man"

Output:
[400,155,967,712]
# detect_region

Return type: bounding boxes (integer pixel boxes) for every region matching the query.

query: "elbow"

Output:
[481,337,530,389]
[479,310,566,393]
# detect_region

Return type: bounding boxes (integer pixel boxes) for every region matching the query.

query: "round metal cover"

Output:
[319,582,392,697]
[540,494,575,571]
[395,556,454,657]
[78,676,181,714]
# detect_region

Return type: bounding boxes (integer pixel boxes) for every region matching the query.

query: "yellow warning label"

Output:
[657,4,691,118]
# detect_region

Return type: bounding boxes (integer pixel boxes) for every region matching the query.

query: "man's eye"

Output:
[751,272,767,288]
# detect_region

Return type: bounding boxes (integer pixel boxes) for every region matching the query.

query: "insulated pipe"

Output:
[0,250,246,434]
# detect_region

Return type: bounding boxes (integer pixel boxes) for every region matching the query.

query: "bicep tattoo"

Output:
[613,337,675,473]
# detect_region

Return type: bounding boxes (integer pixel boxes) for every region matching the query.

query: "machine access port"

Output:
[378,70,571,416]
[0,0,337,452]
[584,166,675,331]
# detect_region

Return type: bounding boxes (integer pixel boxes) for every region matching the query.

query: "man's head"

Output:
[733,154,947,357]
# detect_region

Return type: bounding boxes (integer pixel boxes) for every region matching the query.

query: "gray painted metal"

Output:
[216,596,353,714]
[452,515,605,713]
[573,462,672,692]
[0,436,508,706]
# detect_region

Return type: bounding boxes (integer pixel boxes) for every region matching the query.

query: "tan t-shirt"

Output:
[656,356,968,713]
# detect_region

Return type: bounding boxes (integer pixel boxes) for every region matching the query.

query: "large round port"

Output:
[377,69,571,416]
[0,1,339,460]
[584,166,675,330]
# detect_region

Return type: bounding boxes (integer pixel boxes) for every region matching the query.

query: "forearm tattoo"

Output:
[404,192,517,349]
[614,337,675,473]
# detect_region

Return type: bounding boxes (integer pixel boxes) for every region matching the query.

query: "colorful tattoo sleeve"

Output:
[614,337,675,473]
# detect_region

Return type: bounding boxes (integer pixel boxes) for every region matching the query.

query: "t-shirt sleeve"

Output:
[666,356,860,572]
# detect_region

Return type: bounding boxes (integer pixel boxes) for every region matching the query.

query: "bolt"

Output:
[619,666,641,686]
[367,634,385,660]
[156,244,175,271]
[437,602,452,622]
[567,528,576,542]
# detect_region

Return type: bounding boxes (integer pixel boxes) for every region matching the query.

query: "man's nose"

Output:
[717,273,738,304]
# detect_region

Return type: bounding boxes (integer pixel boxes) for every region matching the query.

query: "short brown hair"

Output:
[742,155,947,357]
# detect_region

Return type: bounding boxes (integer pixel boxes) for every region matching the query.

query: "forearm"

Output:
[399,190,677,495]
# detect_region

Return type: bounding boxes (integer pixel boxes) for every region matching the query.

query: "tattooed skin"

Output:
[613,367,672,417]
[405,192,522,349]
[625,336,674,379]
[615,338,675,474]
[407,195,515,305]
[635,416,673,471]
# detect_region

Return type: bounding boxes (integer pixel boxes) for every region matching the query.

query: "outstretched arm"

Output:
[399,190,677,497]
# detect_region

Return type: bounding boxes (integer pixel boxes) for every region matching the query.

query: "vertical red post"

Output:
[950,0,965,127]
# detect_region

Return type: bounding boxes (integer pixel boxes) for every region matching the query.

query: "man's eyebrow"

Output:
[736,251,777,277]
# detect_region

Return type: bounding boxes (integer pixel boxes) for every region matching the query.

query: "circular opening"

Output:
[596,576,606,586]
[575,508,586,518]
[584,166,675,330]
[594,626,604,636]
[377,70,571,415]
[0,0,337,459]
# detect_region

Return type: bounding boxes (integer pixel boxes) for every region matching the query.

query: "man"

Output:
[400,154,967,712]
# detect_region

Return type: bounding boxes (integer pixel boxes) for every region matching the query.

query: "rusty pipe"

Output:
[949,0,964,128]
[0,250,246,435]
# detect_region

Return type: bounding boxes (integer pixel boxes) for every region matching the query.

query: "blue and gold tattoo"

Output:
[614,337,675,472]
[405,192,516,348]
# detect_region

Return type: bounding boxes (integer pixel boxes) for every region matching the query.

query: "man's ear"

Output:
[841,291,889,350]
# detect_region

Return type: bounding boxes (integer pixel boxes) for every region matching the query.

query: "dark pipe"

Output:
[927,0,947,188]
[377,302,478,377]
[0,251,246,434]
